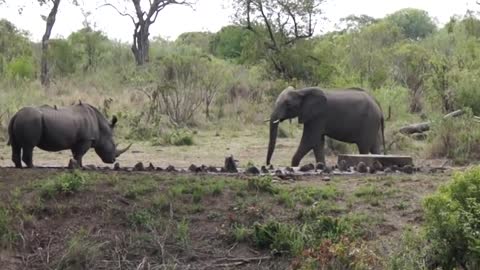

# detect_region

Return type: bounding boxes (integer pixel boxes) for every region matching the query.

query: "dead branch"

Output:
[399,109,465,135]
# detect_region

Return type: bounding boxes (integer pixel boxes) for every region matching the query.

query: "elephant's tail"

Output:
[381,116,386,155]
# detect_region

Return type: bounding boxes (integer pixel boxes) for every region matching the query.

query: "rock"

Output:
[133,162,144,171]
[402,165,414,174]
[68,159,79,169]
[322,176,331,182]
[368,166,376,174]
[338,160,348,171]
[147,163,155,171]
[323,166,332,174]
[316,162,325,171]
[166,165,177,172]
[372,161,383,171]
[188,164,198,172]
[220,167,227,173]
[207,166,218,173]
[245,166,260,175]
[156,167,164,171]
[260,166,269,174]
[299,163,315,172]
[85,164,97,171]
[392,165,400,172]
[224,155,238,173]
[285,167,294,173]
[384,167,393,173]
[268,164,274,170]
[275,169,283,176]
[200,165,208,172]
[113,162,121,171]
[356,162,367,173]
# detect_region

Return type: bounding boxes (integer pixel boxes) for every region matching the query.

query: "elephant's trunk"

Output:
[266,120,279,165]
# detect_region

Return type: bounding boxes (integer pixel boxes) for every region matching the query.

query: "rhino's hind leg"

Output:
[11,144,22,168]
[21,146,34,168]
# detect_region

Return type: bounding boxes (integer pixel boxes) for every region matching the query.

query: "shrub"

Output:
[422,166,480,269]
[162,129,194,146]
[6,56,35,80]
[247,176,278,194]
[428,111,480,164]
[40,171,87,199]
[252,220,307,255]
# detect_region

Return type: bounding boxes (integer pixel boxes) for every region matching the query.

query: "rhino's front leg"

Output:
[71,141,92,167]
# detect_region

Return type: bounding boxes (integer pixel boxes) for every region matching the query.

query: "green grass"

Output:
[40,171,87,199]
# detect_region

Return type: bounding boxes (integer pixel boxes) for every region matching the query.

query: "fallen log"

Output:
[399,109,464,135]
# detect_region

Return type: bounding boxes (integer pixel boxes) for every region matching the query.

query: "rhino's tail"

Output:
[7,114,15,146]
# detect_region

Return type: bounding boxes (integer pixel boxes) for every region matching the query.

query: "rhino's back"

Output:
[37,105,100,151]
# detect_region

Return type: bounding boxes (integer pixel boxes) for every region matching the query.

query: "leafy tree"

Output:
[68,27,108,72]
[391,42,431,113]
[210,25,254,60]
[176,31,214,53]
[0,19,33,77]
[232,0,325,78]
[103,0,196,66]
[337,14,378,32]
[386,8,436,40]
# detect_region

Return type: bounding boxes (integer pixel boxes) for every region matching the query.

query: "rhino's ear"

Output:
[110,116,118,128]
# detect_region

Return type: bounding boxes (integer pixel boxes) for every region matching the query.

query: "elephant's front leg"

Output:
[291,131,313,167]
[313,136,326,165]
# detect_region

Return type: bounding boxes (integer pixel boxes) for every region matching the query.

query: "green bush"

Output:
[6,56,35,80]
[247,176,278,194]
[40,171,87,199]
[422,166,480,269]
[428,112,480,164]
[253,220,307,255]
[454,69,480,115]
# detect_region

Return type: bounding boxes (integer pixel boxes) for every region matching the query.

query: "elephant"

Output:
[266,86,385,166]
[7,102,131,168]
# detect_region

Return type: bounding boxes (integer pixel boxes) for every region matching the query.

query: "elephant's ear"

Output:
[298,89,327,124]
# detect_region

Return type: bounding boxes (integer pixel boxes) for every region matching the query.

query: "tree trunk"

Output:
[131,21,150,66]
[399,110,465,135]
[40,0,61,86]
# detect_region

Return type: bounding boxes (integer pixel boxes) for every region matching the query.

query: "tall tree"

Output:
[233,0,325,78]
[103,0,195,65]
[40,0,62,86]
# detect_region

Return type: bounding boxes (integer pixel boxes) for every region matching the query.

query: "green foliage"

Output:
[128,209,156,229]
[388,228,430,270]
[386,8,437,40]
[48,39,79,76]
[453,69,480,115]
[252,220,307,255]
[428,112,480,164]
[210,25,254,60]
[0,206,15,247]
[6,56,35,80]
[40,171,87,199]
[232,224,252,242]
[56,229,105,270]
[176,218,190,248]
[0,19,33,77]
[247,176,278,194]
[160,129,194,146]
[67,27,109,71]
[423,167,480,269]
[176,31,214,53]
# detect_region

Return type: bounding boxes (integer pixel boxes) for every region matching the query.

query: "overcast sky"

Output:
[0,0,478,42]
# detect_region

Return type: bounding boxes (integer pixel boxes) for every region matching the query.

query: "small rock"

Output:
[402,165,414,174]
[245,166,260,175]
[85,164,97,171]
[392,165,400,172]
[166,165,176,172]
[322,176,331,182]
[316,162,325,171]
[188,164,198,172]
[372,161,383,171]
[220,167,227,173]
[285,167,294,173]
[156,167,164,171]
[147,163,155,171]
[268,164,274,170]
[356,162,367,173]
[384,167,393,173]
[207,166,218,173]
[113,162,121,171]
[133,162,144,171]
[224,155,238,173]
[368,166,376,174]
[68,159,79,169]
[323,166,332,174]
[260,166,269,174]
[338,160,348,171]
[200,165,208,172]
[299,163,315,172]
[275,169,283,176]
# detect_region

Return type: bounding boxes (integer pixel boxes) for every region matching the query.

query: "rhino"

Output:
[7,102,131,168]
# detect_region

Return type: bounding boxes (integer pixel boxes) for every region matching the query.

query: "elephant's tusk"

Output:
[272,120,280,124]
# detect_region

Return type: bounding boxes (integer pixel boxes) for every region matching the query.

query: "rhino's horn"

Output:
[115,143,132,157]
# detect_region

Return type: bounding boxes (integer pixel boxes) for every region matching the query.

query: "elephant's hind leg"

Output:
[21,146,34,168]
[292,144,312,167]
[11,144,22,168]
